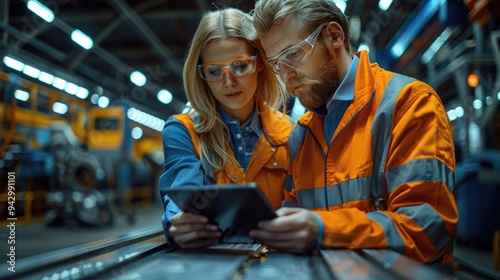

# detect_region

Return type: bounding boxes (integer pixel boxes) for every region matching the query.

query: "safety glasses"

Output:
[266,23,328,75]
[198,55,258,81]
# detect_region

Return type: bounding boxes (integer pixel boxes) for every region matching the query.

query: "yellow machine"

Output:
[0,72,163,226]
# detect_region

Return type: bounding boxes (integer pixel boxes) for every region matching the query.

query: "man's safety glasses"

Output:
[198,55,258,81]
[266,23,328,75]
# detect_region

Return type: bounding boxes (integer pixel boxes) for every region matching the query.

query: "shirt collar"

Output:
[310,55,359,116]
[326,55,359,109]
[219,107,262,136]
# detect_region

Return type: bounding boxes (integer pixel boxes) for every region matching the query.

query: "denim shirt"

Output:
[219,107,262,172]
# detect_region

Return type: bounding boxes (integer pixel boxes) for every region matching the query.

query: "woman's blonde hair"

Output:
[183,8,285,173]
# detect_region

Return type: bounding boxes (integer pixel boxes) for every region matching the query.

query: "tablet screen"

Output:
[165,182,277,243]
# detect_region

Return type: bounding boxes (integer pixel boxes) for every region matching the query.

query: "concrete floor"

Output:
[0,202,165,262]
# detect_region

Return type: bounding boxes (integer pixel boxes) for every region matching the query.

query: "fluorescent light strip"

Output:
[52,77,67,90]
[76,88,89,99]
[126,107,164,132]
[64,82,79,95]
[157,89,173,104]
[27,0,55,23]
[3,56,25,71]
[22,64,41,78]
[38,71,54,84]
[71,29,94,50]
[130,71,147,87]
[14,90,30,101]
[333,0,347,13]
[53,102,68,114]
[98,96,110,108]
[378,0,393,11]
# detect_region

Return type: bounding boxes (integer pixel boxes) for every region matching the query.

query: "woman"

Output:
[159,8,291,249]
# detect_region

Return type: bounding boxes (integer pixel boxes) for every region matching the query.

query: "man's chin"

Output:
[296,98,314,112]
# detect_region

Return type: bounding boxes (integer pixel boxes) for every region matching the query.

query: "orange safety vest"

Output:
[173,102,292,209]
[286,51,458,264]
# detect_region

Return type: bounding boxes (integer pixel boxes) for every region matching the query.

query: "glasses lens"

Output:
[279,44,311,69]
[267,23,327,75]
[200,58,255,81]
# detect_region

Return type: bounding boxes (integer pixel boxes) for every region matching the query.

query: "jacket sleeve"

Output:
[315,85,458,263]
[160,117,206,242]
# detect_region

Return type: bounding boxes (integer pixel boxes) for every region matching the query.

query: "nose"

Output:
[278,63,296,83]
[222,68,236,86]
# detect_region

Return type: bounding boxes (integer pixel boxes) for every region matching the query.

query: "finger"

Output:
[258,215,303,232]
[171,213,208,224]
[276,207,302,216]
[170,223,218,234]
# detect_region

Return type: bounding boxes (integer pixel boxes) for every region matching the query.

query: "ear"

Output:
[324,22,344,49]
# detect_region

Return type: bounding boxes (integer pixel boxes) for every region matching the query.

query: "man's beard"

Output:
[286,52,340,112]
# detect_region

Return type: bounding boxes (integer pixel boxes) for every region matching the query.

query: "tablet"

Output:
[165,182,277,243]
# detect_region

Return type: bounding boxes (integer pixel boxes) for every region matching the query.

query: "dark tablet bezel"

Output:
[165,182,277,243]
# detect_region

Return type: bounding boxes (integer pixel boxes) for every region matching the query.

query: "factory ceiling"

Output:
[1,0,484,122]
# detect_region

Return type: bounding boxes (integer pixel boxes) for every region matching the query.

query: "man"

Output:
[242,0,458,270]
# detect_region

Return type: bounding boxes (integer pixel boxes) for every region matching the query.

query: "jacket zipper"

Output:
[323,90,376,210]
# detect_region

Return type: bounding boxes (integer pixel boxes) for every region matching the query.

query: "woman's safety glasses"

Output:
[266,22,328,75]
[198,55,258,81]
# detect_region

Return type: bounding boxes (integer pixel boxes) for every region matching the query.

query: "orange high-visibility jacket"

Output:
[285,51,458,263]
[173,103,292,209]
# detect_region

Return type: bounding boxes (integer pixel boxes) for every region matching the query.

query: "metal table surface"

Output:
[0,226,448,280]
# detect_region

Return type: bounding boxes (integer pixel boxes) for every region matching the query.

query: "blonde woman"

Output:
[159,8,291,249]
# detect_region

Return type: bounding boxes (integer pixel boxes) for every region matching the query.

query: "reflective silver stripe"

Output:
[396,204,451,251]
[284,174,294,192]
[385,158,455,193]
[296,159,455,209]
[288,122,308,167]
[282,201,299,207]
[366,211,406,253]
[287,123,308,194]
[296,176,372,209]
[371,74,416,198]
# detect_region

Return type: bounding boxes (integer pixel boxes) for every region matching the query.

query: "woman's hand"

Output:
[169,212,221,248]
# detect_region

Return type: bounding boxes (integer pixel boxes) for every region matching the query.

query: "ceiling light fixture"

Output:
[71,29,94,50]
[130,71,147,87]
[27,0,55,23]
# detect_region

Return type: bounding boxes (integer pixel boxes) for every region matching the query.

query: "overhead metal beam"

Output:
[0,23,67,62]
[108,0,183,81]
[68,0,164,71]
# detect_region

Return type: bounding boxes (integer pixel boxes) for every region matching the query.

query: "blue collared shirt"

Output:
[315,55,359,246]
[219,108,262,172]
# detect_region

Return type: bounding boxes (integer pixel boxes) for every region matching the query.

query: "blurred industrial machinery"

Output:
[0,72,164,227]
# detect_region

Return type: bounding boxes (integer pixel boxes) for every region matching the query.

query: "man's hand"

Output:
[249,207,319,252]
[169,212,221,248]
